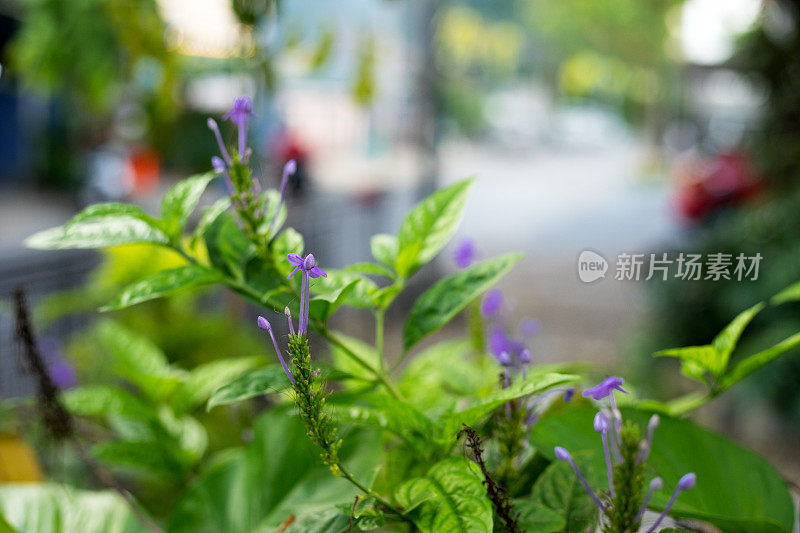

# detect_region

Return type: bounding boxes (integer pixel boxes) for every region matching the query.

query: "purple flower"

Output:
[554,446,606,512]
[637,414,660,464]
[563,387,575,402]
[481,289,503,317]
[636,477,663,522]
[582,376,628,401]
[488,327,525,361]
[223,96,254,157]
[287,253,327,335]
[594,411,615,497]
[39,337,77,389]
[208,118,231,166]
[257,316,295,384]
[453,238,477,268]
[212,156,234,194]
[519,318,541,338]
[645,473,696,533]
[268,159,296,235]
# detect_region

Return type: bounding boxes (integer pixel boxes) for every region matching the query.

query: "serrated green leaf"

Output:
[403,253,522,349]
[529,461,597,533]
[101,265,222,311]
[396,179,472,277]
[0,483,152,533]
[26,218,168,250]
[394,456,492,533]
[530,406,795,533]
[161,173,215,238]
[654,345,719,382]
[206,366,291,410]
[370,234,398,268]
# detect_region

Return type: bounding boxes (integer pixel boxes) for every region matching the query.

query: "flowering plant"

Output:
[20,96,800,533]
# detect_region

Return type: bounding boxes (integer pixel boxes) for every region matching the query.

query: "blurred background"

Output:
[1,0,799,492]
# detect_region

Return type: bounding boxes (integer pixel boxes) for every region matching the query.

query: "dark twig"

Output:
[13,287,165,533]
[348,495,359,533]
[458,424,521,533]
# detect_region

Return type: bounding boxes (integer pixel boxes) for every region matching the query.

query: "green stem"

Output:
[375,308,386,373]
[338,463,408,521]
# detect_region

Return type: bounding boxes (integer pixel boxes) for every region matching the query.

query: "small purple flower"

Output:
[481,289,503,317]
[519,318,541,338]
[645,473,696,533]
[519,348,531,379]
[268,159,296,235]
[636,477,663,522]
[554,446,606,512]
[594,411,615,497]
[453,238,477,268]
[583,376,628,401]
[563,387,575,403]
[284,306,296,336]
[257,316,295,384]
[212,156,234,194]
[488,327,526,361]
[223,96,254,157]
[637,414,660,463]
[287,253,327,335]
[39,337,77,389]
[208,118,231,166]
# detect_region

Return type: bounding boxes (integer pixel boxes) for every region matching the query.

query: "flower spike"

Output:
[555,447,605,513]
[645,473,696,533]
[257,316,294,384]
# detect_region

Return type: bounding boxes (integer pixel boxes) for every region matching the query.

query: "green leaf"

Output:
[26,218,168,250]
[0,483,152,533]
[328,332,380,388]
[92,441,186,477]
[514,500,567,533]
[62,386,154,422]
[396,178,472,277]
[161,173,216,238]
[721,331,800,390]
[101,265,222,311]
[654,345,719,383]
[311,270,378,310]
[204,213,255,280]
[271,228,305,276]
[206,366,291,411]
[655,302,765,382]
[278,509,350,533]
[436,371,578,442]
[530,406,795,533]
[370,234,398,268]
[168,410,382,533]
[66,202,161,231]
[711,302,765,372]
[95,320,183,402]
[394,456,492,533]
[256,190,286,239]
[345,262,394,278]
[194,197,231,241]
[310,279,360,322]
[173,356,263,413]
[371,285,402,309]
[770,281,800,305]
[528,461,597,533]
[403,253,522,349]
